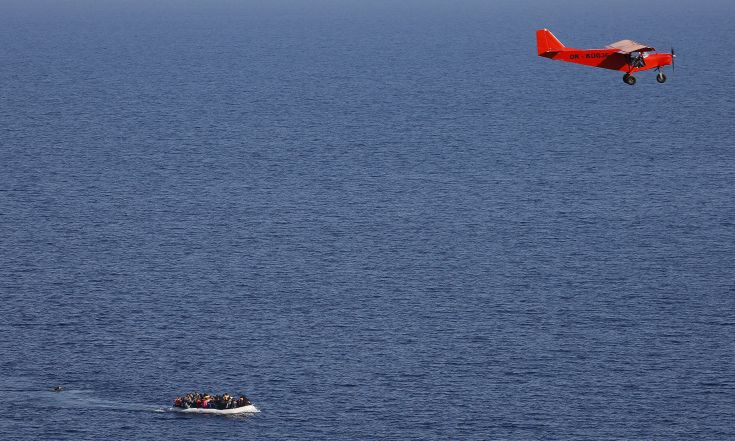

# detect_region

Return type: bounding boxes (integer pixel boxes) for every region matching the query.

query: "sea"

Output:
[1,0,734,439]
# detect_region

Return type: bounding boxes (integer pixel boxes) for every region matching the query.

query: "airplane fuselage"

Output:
[540,49,673,73]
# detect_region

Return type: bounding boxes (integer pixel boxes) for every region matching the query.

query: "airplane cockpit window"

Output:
[631,52,646,68]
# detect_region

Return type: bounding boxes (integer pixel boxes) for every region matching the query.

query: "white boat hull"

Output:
[174,405,259,414]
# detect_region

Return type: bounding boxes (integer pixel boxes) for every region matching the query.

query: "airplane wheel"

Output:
[623,74,636,85]
[656,73,667,83]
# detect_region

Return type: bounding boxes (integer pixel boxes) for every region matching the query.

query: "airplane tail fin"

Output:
[536,29,565,55]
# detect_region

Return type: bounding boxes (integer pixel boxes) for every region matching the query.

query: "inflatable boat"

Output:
[173,404,259,415]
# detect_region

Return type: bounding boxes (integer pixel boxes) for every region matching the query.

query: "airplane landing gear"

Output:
[623,73,636,85]
[656,72,667,83]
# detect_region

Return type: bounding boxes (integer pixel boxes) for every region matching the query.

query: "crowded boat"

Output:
[173,392,252,410]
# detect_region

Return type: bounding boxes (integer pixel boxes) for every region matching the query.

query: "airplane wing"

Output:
[606,39,655,53]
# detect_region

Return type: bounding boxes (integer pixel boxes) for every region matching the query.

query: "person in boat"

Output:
[221,393,236,409]
[173,392,252,409]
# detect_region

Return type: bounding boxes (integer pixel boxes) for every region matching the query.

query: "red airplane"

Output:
[536,29,675,85]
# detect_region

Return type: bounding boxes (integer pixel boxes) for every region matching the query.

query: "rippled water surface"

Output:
[1,1,734,439]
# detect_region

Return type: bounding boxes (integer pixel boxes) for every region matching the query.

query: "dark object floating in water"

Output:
[172,392,259,414]
[52,385,64,392]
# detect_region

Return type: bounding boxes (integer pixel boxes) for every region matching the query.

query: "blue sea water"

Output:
[1,0,734,439]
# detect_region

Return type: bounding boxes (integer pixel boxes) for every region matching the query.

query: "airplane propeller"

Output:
[671,47,676,71]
